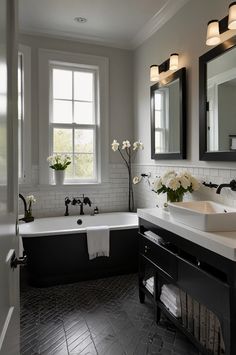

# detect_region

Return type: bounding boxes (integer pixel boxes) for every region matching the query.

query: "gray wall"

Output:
[133,0,236,169]
[19,34,134,165]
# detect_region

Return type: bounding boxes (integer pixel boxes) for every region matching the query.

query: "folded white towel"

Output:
[160,294,181,318]
[161,289,181,308]
[146,283,154,295]
[146,276,154,286]
[162,284,180,301]
[86,226,110,260]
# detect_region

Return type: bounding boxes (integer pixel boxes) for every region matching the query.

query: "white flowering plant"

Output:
[111,139,144,211]
[47,154,71,170]
[153,170,200,202]
[26,195,36,217]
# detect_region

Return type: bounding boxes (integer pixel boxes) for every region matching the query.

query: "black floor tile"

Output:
[20,273,199,355]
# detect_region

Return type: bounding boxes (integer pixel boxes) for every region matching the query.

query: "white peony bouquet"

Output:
[153,170,200,202]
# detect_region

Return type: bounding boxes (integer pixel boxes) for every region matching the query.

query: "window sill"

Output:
[19,182,109,191]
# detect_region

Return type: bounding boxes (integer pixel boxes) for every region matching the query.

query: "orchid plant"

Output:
[111,139,144,211]
[47,154,71,170]
[153,170,200,203]
[26,195,36,218]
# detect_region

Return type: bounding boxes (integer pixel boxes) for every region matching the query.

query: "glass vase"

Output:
[167,191,184,203]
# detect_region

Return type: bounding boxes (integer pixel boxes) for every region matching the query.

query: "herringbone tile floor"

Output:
[20,273,199,355]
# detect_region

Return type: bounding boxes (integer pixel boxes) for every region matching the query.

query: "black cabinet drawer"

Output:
[178,257,230,317]
[139,235,178,280]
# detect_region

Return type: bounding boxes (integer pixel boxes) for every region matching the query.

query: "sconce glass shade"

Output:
[228,2,236,29]
[206,20,221,46]
[169,53,179,70]
[150,65,159,81]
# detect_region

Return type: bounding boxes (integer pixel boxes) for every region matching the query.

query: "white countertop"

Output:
[137,208,236,261]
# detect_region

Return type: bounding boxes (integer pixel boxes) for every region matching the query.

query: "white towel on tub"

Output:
[86,226,110,260]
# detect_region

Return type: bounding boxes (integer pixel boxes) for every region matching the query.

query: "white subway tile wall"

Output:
[133,164,236,210]
[19,164,129,217]
[19,164,236,218]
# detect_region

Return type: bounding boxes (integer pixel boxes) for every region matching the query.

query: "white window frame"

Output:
[49,64,98,183]
[18,44,32,185]
[38,49,109,185]
[154,89,169,153]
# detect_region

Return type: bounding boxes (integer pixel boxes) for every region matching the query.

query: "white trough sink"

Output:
[168,200,236,232]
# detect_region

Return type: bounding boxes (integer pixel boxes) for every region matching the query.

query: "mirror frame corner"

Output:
[150,67,187,160]
[199,35,236,161]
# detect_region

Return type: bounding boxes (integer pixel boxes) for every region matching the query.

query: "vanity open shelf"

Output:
[138,210,236,355]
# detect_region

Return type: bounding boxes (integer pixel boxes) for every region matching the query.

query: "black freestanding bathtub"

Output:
[20,212,139,287]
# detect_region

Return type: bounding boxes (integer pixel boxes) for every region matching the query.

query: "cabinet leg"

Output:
[155,305,161,324]
[139,289,145,303]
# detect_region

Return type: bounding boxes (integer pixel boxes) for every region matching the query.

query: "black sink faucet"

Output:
[216,180,236,194]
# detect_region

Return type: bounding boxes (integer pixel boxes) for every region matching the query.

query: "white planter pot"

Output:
[54,170,65,185]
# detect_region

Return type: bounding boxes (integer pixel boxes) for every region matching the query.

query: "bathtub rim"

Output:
[19,212,138,238]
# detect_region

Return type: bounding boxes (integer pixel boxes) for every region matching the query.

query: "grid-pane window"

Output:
[50,66,97,181]
[154,91,166,153]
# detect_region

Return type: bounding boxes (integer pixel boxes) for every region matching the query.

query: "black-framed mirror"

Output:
[199,36,236,161]
[150,67,186,160]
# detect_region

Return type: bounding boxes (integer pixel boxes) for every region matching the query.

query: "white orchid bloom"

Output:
[133,140,144,150]
[26,195,36,203]
[133,176,141,185]
[122,140,131,149]
[111,139,120,151]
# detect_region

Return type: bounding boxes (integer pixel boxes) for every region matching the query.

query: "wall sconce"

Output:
[206,20,221,46]
[169,53,179,70]
[206,2,236,46]
[150,53,179,82]
[150,65,159,81]
[228,2,236,29]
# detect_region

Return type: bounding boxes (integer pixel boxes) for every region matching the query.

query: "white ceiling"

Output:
[19,0,188,49]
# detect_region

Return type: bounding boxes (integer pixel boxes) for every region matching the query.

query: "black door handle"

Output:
[10,252,27,269]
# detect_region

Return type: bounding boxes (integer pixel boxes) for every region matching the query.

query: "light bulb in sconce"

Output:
[206,20,221,46]
[228,2,236,29]
[169,53,179,71]
[150,65,159,82]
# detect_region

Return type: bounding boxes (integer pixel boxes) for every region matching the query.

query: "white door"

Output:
[0,0,20,354]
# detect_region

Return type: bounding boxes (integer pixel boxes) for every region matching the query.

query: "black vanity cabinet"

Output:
[138,218,236,355]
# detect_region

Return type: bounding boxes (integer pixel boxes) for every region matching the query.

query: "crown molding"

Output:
[131,0,189,49]
[19,28,132,50]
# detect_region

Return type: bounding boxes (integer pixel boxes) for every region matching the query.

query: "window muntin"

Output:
[50,65,97,182]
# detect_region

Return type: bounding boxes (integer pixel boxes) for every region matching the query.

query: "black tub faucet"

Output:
[79,195,91,215]
[70,194,92,215]
[216,180,236,194]
[64,197,71,216]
